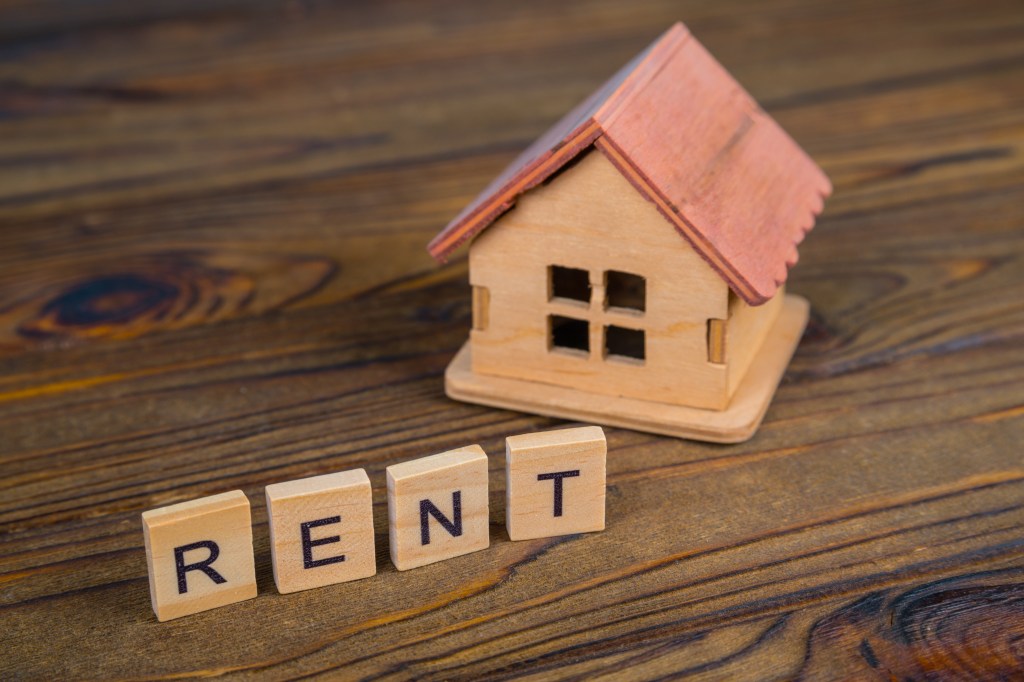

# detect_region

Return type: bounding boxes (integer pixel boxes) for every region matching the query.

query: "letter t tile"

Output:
[505,426,606,541]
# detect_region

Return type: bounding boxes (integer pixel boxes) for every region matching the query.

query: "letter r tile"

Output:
[386,445,489,571]
[142,490,257,621]
[505,426,607,541]
[265,469,376,594]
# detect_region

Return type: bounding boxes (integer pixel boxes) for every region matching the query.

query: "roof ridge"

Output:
[594,23,690,129]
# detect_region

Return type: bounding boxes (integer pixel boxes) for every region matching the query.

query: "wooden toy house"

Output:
[429,23,831,442]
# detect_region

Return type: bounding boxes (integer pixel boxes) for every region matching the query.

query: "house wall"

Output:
[725,286,785,397]
[468,148,738,409]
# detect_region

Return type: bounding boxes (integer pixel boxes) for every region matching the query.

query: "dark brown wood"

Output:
[1,0,1023,679]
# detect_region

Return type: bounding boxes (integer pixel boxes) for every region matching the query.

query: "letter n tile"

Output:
[386,445,489,571]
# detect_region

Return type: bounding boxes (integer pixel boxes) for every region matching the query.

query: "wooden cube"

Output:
[505,426,606,541]
[386,445,489,571]
[142,490,257,622]
[265,469,376,594]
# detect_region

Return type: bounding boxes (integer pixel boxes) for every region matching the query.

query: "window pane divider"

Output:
[546,266,647,364]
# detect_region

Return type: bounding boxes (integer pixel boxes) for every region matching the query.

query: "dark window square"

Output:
[549,315,589,355]
[550,265,591,303]
[605,270,646,312]
[605,325,644,362]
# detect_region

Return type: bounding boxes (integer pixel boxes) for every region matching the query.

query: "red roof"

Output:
[427,23,832,306]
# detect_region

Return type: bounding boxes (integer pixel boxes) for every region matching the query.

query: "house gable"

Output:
[467,147,733,410]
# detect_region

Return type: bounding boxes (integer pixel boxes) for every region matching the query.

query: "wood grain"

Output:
[1,0,1023,679]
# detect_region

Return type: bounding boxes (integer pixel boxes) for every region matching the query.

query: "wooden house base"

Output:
[446,295,809,443]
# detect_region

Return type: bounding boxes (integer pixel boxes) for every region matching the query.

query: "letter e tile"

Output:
[265,469,376,594]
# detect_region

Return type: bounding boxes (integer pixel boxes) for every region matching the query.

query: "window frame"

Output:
[604,270,647,315]
[548,314,591,357]
[603,323,645,364]
[545,265,647,366]
[548,265,592,308]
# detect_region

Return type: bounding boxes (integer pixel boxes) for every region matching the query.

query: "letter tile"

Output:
[265,469,376,594]
[142,490,257,621]
[505,426,606,541]
[387,445,489,571]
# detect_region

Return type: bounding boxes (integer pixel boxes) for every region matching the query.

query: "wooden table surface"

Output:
[2,0,1023,679]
